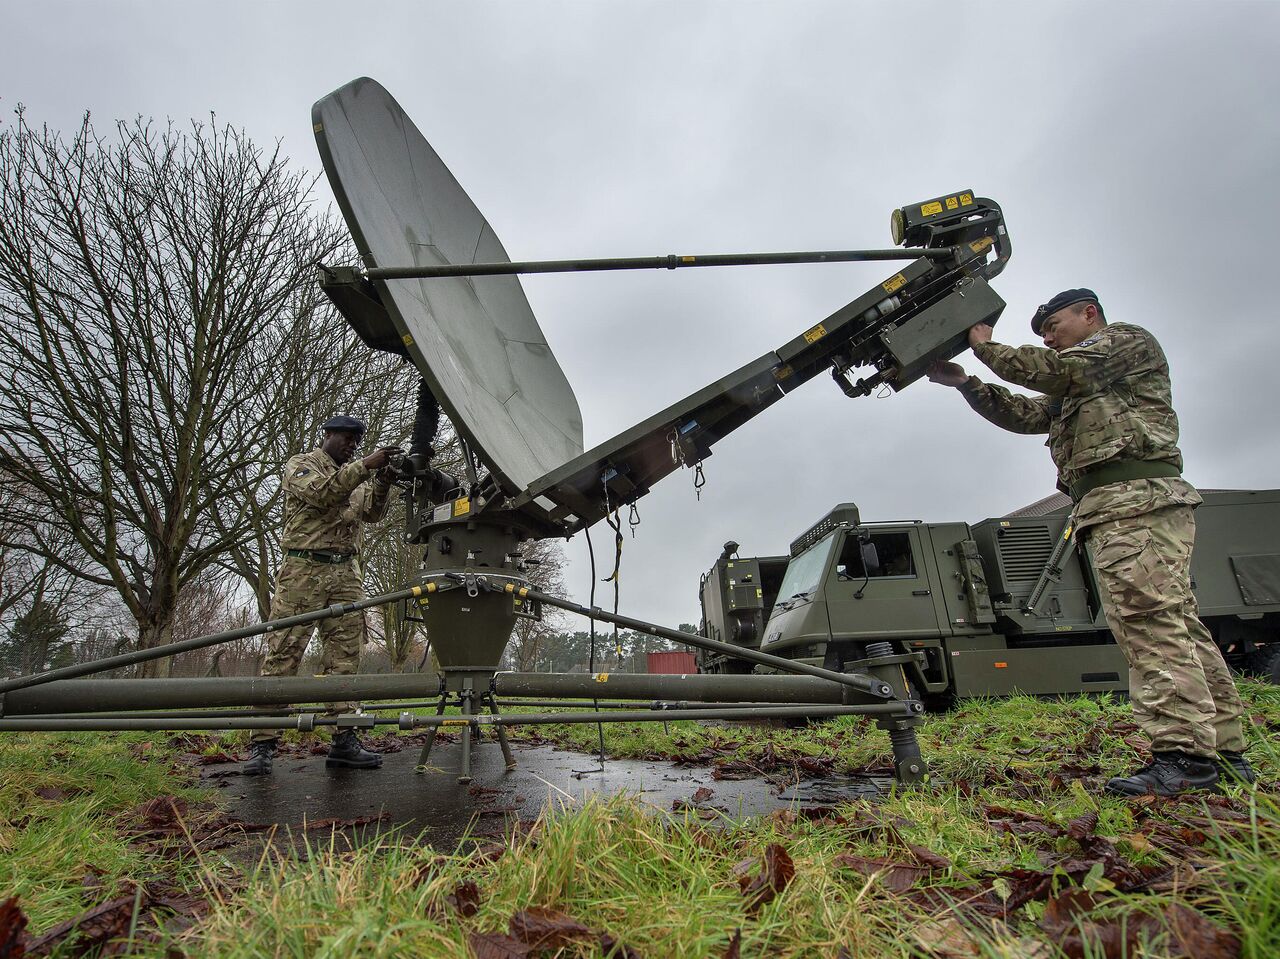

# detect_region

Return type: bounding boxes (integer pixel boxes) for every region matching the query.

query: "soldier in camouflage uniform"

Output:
[929,289,1252,796]
[243,415,401,776]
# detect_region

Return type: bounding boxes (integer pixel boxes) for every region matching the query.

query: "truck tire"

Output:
[1245,643,1280,685]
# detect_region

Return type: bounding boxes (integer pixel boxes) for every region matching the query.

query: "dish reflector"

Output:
[313,78,584,494]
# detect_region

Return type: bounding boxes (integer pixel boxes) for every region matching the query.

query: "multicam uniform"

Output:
[959,323,1245,757]
[253,448,391,738]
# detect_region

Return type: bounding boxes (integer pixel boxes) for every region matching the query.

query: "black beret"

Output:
[321,415,367,434]
[1031,288,1100,335]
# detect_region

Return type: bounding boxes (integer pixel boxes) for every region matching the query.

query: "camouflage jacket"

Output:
[959,323,1200,529]
[280,448,391,553]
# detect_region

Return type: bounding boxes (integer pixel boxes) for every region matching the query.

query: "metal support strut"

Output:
[862,641,926,783]
[414,683,518,783]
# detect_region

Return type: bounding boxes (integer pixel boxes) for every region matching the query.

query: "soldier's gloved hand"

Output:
[927,360,968,388]
[362,446,402,471]
[968,323,994,348]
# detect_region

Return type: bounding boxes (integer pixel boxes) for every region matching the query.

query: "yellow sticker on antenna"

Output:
[402,334,414,346]
[883,273,907,294]
[803,323,827,344]
[921,201,944,217]
[313,123,324,133]
[960,193,974,206]
[945,196,959,210]
[681,256,696,263]
[453,497,471,517]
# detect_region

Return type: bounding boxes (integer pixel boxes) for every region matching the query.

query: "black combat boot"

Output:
[243,739,277,777]
[326,729,383,769]
[1213,750,1257,785]
[1104,751,1219,797]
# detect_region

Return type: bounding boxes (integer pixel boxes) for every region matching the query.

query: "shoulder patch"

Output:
[1074,334,1103,348]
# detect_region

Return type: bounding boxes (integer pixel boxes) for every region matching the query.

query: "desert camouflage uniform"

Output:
[253,448,391,741]
[958,323,1245,756]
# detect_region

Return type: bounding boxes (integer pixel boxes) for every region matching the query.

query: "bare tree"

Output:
[0,109,345,675]
[503,537,569,672]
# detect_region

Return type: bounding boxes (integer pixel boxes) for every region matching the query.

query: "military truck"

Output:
[697,490,1280,705]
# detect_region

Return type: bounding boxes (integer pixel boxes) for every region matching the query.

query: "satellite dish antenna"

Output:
[314,78,1010,539]
[313,77,585,497]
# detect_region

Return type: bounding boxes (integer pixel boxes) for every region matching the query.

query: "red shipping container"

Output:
[646,651,698,674]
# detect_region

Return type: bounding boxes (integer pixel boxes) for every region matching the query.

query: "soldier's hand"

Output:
[362,446,402,471]
[927,360,968,388]
[968,323,994,348]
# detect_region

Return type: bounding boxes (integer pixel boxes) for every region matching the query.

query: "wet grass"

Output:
[2,683,1278,956]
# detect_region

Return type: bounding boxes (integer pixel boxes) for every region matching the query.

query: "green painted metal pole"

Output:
[402,703,916,728]
[503,585,893,700]
[0,583,429,697]
[1,673,441,716]
[365,248,951,281]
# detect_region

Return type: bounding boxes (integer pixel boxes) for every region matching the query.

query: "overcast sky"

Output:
[6,1,1279,631]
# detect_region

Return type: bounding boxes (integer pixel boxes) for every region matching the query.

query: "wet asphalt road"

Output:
[206,737,887,849]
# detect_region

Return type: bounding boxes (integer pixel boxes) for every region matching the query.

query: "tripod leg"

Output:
[489,699,517,770]
[458,693,473,784]
[415,697,448,771]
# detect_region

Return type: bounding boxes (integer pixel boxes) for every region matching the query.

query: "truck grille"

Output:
[998,526,1054,584]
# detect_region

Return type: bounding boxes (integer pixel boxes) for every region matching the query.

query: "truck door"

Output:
[825,526,941,639]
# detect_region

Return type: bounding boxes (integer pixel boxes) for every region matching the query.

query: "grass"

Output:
[2,683,1278,957]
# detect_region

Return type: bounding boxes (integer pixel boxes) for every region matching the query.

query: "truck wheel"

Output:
[1245,643,1280,685]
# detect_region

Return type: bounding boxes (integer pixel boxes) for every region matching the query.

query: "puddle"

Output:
[209,738,888,849]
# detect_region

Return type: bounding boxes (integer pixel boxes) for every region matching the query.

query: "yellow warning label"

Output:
[774,365,794,380]
[453,497,471,517]
[756,588,763,598]
[402,334,414,346]
[681,256,696,263]
[945,196,959,210]
[921,201,944,217]
[999,521,1010,527]
[441,719,468,726]
[593,673,609,683]
[883,273,907,294]
[1063,525,1073,541]
[313,123,324,133]
[968,237,994,254]
[803,323,827,344]
[959,193,974,206]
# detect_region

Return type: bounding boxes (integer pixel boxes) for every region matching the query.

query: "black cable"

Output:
[578,524,606,772]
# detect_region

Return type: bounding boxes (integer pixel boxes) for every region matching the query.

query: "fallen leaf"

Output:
[833,853,928,893]
[733,844,795,912]
[23,888,145,956]
[508,906,593,950]
[0,897,27,959]
[193,752,239,766]
[722,928,741,959]
[301,812,389,831]
[904,842,952,871]
[911,918,981,958]
[34,787,68,802]
[1162,902,1241,958]
[447,881,482,918]
[598,931,641,959]
[692,786,715,803]
[1041,888,1103,925]
[468,930,531,959]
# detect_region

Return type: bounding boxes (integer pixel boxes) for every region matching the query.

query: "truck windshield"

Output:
[775,533,836,604]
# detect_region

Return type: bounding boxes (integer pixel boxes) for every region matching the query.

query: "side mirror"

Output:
[859,537,881,575]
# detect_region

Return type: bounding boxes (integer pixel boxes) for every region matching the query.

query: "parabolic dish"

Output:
[313,78,584,495]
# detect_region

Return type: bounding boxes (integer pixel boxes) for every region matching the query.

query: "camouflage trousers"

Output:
[1087,505,1246,756]
[252,555,366,742]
